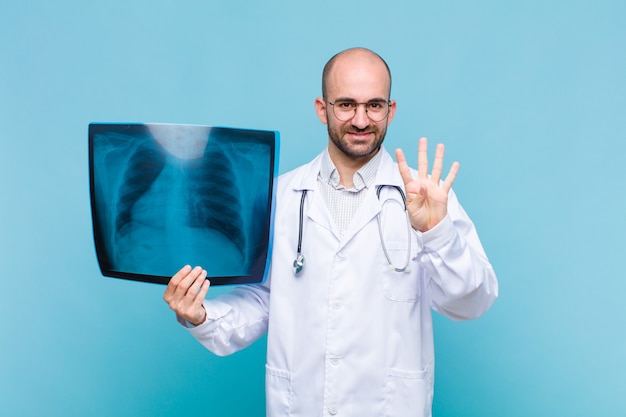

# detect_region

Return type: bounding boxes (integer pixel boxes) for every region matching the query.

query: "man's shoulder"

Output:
[278,151,324,184]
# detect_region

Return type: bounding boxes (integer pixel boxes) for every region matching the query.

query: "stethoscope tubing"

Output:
[376,185,412,273]
[293,185,411,275]
[293,190,307,274]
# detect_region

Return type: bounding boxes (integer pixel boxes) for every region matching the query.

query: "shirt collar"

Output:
[319,148,382,191]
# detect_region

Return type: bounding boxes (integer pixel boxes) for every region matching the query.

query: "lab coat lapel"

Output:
[306,190,335,236]
[344,189,381,242]
[291,154,335,237]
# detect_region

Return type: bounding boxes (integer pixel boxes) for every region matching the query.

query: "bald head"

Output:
[322,48,392,99]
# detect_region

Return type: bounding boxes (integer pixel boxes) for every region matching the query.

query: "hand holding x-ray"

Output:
[163,265,210,326]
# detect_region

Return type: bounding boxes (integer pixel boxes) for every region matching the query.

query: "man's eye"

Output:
[367,101,385,110]
[337,101,355,109]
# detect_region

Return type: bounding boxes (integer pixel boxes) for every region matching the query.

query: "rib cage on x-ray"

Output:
[109,139,249,275]
[186,147,246,258]
[113,141,246,260]
[115,142,167,239]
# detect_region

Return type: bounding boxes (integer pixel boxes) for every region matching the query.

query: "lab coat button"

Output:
[332,302,343,310]
[328,404,339,415]
[330,358,340,365]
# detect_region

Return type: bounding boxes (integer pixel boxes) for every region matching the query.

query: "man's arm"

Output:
[396,137,498,320]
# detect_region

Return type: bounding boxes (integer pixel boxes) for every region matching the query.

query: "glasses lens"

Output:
[332,100,355,121]
[367,101,389,122]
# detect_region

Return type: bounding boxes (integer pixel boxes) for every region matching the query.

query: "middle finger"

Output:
[417,137,429,180]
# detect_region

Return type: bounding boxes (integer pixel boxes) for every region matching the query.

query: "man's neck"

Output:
[327,147,379,188]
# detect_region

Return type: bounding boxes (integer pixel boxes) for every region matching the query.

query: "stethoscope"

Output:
[293,185,412,275]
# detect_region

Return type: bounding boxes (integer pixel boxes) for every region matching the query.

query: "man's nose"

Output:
[351,103,370,129]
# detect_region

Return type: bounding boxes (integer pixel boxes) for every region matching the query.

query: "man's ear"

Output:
[387,99,397,125]
[314,97,328,124]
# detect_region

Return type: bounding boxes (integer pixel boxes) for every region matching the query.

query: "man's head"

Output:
[315,48,396,165]
[321,48,392,100]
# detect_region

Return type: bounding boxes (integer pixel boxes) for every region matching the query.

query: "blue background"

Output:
[1,1,625,416]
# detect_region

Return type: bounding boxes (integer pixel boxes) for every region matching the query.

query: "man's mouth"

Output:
[347,130,374,138]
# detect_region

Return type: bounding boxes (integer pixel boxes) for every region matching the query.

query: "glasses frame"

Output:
[327,99,392,122]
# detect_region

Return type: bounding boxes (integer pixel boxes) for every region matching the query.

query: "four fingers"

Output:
[164,265,209,322]
[165,265,197,301]
[397,137,459,191]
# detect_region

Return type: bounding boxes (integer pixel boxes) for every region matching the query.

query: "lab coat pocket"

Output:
[384,368,432,417]
[382,242,420,302]
[266,364,292,416]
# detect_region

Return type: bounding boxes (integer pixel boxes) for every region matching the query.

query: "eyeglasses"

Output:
[327,99,391,122]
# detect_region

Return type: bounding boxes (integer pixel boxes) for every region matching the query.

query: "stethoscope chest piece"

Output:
[293,253,305,275]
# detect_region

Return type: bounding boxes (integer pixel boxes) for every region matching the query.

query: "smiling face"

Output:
[315,49,396,168]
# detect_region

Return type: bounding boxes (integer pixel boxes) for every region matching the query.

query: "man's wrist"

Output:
[191,307,207,327]
[178,307,207,328]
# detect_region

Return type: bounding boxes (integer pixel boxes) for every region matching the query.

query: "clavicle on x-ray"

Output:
[89,123,279,285]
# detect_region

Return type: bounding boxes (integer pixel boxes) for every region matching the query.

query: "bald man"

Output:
[165,48,498,417]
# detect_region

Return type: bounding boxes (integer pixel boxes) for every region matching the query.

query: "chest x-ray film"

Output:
[89,123,279,285]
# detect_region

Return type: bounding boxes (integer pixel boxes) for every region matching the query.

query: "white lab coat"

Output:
[186,147,498,417]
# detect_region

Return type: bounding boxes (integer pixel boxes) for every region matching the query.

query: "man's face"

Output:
[316,53,396,162]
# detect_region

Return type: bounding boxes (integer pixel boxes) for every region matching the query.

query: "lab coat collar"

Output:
[289,147,405,243]
[290,146,404,192]
[373,147,404,189]
[291,152,323,192]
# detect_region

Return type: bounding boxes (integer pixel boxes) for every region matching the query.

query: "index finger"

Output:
[394,148,414,187]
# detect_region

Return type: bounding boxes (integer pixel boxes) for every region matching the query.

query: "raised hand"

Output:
[163,265,210,326]
[395,137,459,232]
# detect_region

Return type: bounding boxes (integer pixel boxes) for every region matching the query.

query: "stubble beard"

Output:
[327,122,388,160]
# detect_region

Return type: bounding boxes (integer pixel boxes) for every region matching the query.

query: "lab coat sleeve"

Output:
[179,283,270,356]
[417,190,498,321]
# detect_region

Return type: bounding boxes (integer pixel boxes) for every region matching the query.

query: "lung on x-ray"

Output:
[89,123,279,285]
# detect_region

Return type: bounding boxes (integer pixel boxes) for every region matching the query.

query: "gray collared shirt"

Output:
[317,149,382,236]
